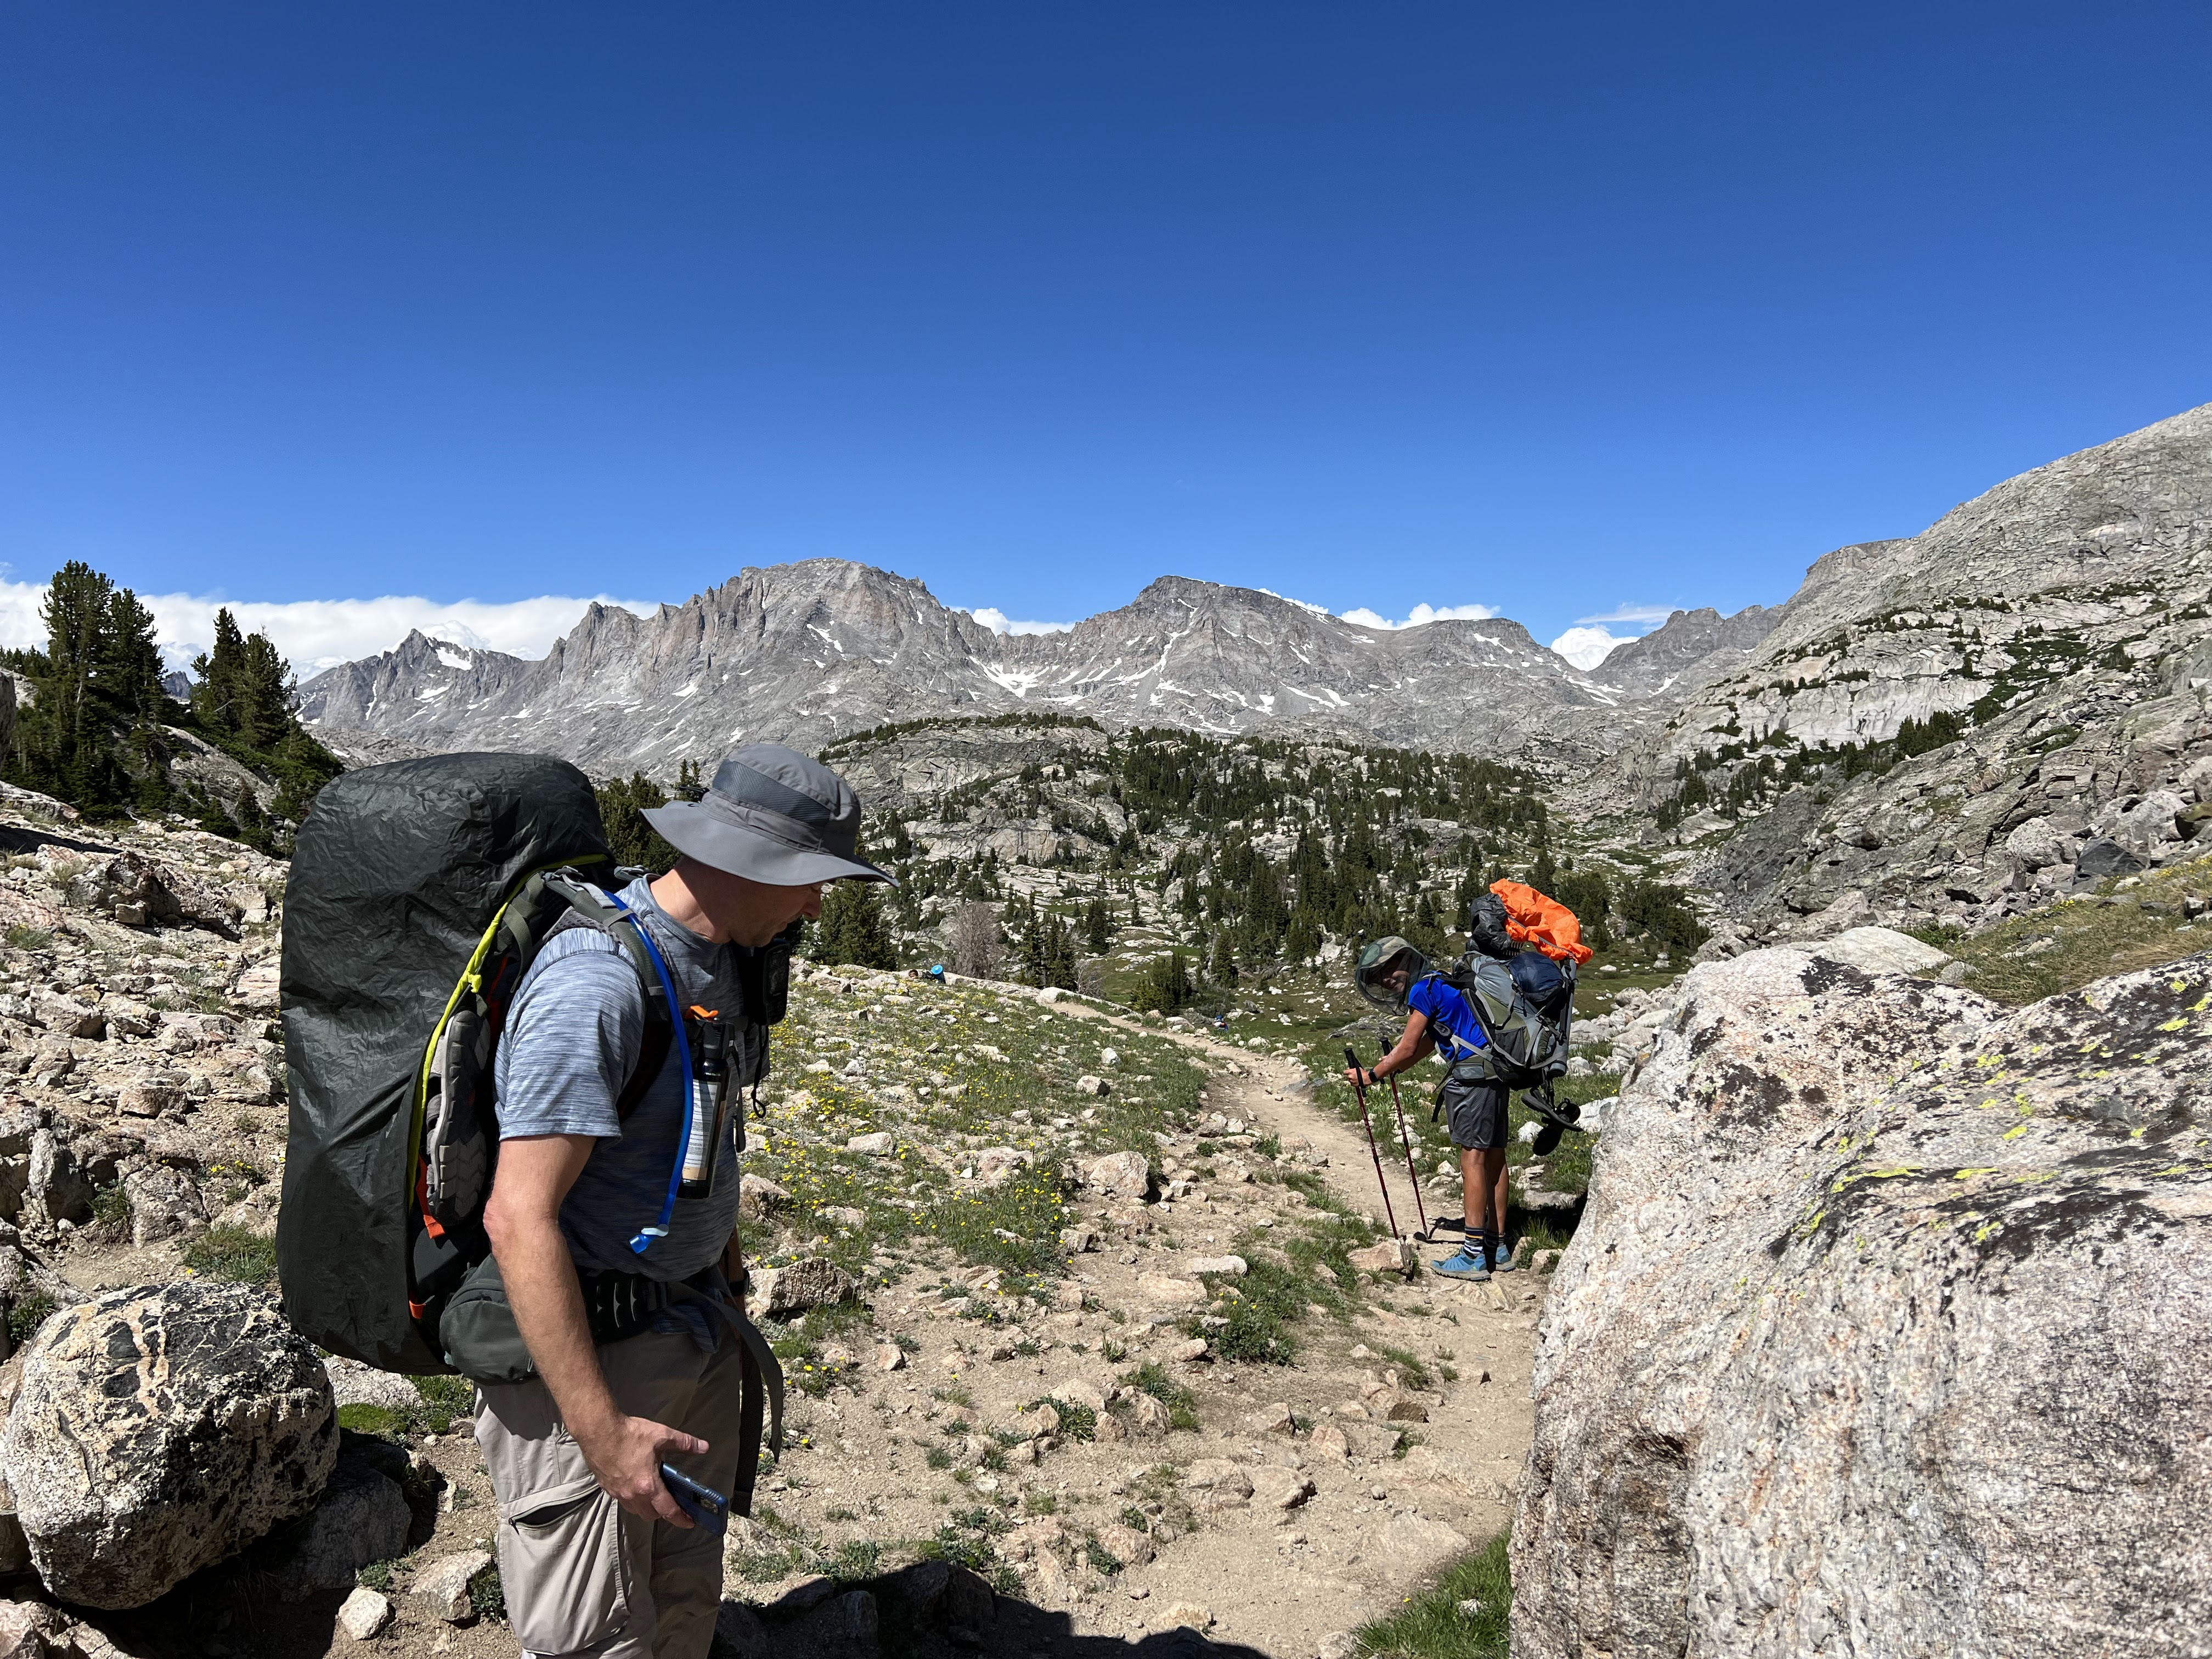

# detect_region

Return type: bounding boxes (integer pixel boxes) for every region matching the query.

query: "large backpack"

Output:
[276,753,673,1373]
[1440,952,1578,1090]
[278,753,787,1511]
[1448,878,1585,1092]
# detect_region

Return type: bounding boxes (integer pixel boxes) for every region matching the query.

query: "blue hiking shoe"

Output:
[1431,1244,1492,1281]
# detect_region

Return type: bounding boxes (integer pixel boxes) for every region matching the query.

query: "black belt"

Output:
[578,1263,724,1346]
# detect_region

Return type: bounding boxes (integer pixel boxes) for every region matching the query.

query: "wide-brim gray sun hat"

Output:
[643,744,893,887]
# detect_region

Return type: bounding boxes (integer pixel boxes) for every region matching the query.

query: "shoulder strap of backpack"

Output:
[539,873,676,1123]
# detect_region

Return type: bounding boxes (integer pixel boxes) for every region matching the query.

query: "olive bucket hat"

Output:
[1352,935,1429,1008]
[643,743,893,887]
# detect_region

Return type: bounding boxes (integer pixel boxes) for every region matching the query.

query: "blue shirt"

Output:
[1407,974,1488,1063]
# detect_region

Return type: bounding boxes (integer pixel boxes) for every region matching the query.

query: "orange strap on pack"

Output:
[1489,879,1594,966]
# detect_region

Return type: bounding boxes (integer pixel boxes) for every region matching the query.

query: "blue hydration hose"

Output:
[612,893,697,1256]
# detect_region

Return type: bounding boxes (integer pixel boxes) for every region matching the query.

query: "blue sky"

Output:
[3,4,2209,670]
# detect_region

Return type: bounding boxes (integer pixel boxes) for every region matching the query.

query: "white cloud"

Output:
[1337,601,1503,631]
[0,580,661,675]
[1550,602,1688,668]
[1550,625,1636,670]
[965,607,1075,636]
[1575,603,1677,629]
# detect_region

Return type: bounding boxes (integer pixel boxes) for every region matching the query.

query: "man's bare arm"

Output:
[1350,1011,1436,1084]
[483,1133,703,1526]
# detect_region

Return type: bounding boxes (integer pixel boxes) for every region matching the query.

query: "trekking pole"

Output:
[1384,1074,1431,1238]
[1342,1046,1400,1238]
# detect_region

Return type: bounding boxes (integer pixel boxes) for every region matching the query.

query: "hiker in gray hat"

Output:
[479,744,887,1659]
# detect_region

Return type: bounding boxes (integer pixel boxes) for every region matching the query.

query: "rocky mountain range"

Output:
[295,567,1771,779]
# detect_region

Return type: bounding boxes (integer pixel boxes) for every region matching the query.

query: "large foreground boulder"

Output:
[0,1280,337,1609]
[1515,944,2212,1657]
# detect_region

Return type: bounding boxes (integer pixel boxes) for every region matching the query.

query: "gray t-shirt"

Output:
[494,876,746,1279]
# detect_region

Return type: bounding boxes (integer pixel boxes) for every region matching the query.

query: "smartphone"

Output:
[659,1463,730,1534]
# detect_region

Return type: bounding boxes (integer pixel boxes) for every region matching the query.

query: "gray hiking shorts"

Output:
[1442,1066,1510,1152]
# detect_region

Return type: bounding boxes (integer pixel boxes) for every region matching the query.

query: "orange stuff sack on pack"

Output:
[1488,879,1594,966]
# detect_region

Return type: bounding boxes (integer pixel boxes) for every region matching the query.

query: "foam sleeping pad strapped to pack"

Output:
[276,753,614,1373]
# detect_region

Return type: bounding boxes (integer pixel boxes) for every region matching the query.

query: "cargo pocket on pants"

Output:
[498,1473,631,1655]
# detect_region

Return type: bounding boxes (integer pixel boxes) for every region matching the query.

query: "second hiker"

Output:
[1347,935,1514,1281]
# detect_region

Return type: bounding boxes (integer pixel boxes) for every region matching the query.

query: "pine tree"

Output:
[184,605,343,836]
[1210,930,1238,986]
[9,563,172,814]
[190,609,249,737]
[1084,896,1112,953]
[1041,914,1078,990]
[596,772,678,873]
[1530,833,1558,894]
[1132,949,1193,1013]
[815,882,898,969]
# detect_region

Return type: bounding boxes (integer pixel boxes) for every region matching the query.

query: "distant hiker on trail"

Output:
[1348,935,1515,1282]
[481,745,889,1659]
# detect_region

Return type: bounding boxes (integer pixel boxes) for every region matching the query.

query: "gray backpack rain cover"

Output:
[276,752,611,1373]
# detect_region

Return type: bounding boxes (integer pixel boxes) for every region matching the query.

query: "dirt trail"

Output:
[1011,1001,1542,1654]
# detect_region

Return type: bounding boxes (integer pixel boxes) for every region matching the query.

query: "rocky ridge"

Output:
[296,404,2212,967]
[1585,404,2212,941]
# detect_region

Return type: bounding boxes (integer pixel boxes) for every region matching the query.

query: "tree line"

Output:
[1,561,341,849]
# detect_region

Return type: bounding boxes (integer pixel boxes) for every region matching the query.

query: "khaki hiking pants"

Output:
[477,1327,746,1659]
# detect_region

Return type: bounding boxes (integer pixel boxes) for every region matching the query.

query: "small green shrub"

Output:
[1198,1251,1311,1365]
[728,1544,811,1583]
[6,1293,57,1347]
[1374,1342,1433,1392]
[917,1508,1007,1573]
[338,1403,405,1436]
[1029,1397,1098,1441]
[469,1562,505,1621]
[183,1225,278,1284]
[4,926,50,951]
[91,1184,131,1231]
[1128,1361,1195,1410]
[412,1374,475,1432]
[1353,1528,1511,1659]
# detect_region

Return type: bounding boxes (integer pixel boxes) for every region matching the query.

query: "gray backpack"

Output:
[1439,953,1577,1090]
